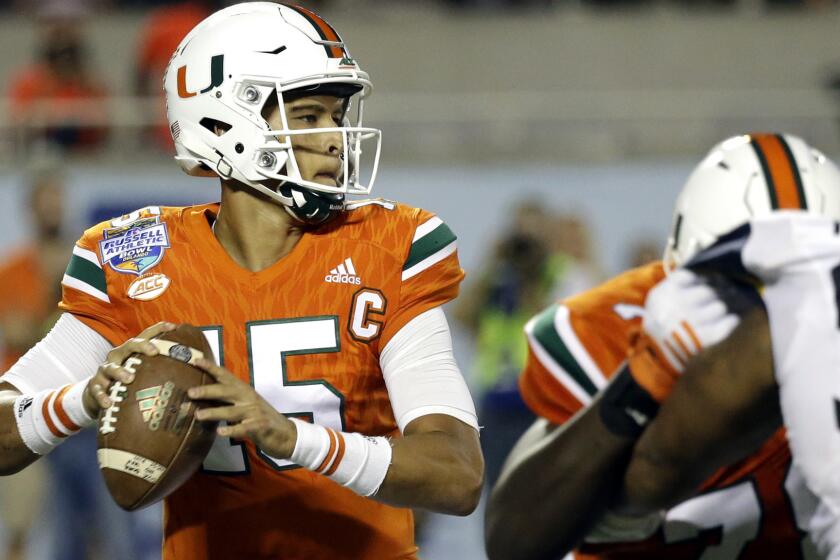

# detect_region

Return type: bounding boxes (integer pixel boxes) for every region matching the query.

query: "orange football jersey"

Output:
[519,262,815,559]
[58,200,463,560]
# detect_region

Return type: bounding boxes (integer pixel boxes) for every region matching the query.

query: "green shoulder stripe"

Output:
[65,254,107,294]
[403,222,457,271]
[531,305,599,397]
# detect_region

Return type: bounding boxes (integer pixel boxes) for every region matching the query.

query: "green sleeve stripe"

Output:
[403,222,457,271]
[531,305,599,397]
[65,254,107,294]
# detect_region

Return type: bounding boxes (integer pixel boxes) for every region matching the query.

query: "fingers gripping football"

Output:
[188,359,298,459]
[83,322,176,415]
[643,270,740,372]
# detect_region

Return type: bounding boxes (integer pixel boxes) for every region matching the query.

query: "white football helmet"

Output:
[665,133,840,269]
[164,2,381,224]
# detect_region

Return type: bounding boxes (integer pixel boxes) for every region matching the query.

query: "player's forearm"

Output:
[0,389,39,475]
[374,424,483,515]
[0,314,126,475]
[192,358,483,514]
[619,309,780,514]
[485,402,636,560]
[0,376,104,475]
[620,387,781,516]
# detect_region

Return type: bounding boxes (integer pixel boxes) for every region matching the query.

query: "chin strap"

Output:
[278,183,346,226]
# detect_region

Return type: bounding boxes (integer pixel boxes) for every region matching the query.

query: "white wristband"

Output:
[289,418,392,497]
[13,378,96,456]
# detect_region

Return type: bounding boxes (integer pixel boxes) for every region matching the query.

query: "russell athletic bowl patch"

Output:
[99,217,170,276]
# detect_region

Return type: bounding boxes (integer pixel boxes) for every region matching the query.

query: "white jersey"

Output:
[689,211,840,559]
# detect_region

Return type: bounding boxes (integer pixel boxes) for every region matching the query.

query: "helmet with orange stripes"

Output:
[664,133,840,269]
[163,2,381,224]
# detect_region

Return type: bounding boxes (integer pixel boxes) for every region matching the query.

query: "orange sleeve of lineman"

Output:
[626,326,680,403]
[520,262,666,424]
[519,346,589,425]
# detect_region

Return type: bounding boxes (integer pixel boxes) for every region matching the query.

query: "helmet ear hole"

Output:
[199,118,232,136]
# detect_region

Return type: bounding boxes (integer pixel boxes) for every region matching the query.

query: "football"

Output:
[97,324,218,511]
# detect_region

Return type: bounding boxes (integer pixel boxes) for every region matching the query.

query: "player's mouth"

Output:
[312,159,341,186]
[315,171,338,184]
[313,172,338,186]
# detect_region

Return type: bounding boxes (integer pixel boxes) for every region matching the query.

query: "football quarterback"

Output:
[0,4,482,559]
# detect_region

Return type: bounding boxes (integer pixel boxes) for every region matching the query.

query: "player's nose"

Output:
[321,129,343,156]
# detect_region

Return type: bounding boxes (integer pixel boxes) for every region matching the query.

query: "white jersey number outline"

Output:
[199,317,343,474]
[661,466,818,559]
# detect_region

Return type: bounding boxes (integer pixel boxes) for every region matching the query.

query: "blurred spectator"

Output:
[0,162,68,372]
[455,202,601,488]
[0,161,68,560]
[134,1,212,150]
[8,0,109,16]
[625,237,661,269]
[0,459,48,560]
[547,211,603,300]
[7,17,108,153]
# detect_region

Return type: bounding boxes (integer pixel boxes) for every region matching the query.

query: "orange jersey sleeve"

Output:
[626,329,687,403]
[519,262,665,425]
[379,207,464,348]
[58,221,134,346]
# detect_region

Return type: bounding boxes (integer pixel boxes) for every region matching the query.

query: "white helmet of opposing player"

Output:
[665,133,840,269]
[164,2,381,224]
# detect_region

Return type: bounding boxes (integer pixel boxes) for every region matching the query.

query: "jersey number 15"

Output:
[198,317,344,474]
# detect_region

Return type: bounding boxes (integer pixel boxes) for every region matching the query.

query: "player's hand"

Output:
[642,269,740,372]
[188,359,298,459]
[627,269,741,402]
[83,322,177,416]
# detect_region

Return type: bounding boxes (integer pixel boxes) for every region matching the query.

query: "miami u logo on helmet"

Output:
[177,54,224,99]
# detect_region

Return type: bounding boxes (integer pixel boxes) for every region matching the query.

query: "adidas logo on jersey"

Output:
[325,258,361,285]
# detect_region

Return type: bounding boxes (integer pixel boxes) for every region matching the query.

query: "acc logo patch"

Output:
[99,217,170,276]
[127,273,170,301]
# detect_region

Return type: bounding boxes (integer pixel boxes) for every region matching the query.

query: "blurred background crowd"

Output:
[1,0,840,558]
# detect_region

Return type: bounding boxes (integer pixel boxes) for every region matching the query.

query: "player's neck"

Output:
[213,182,304,272]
